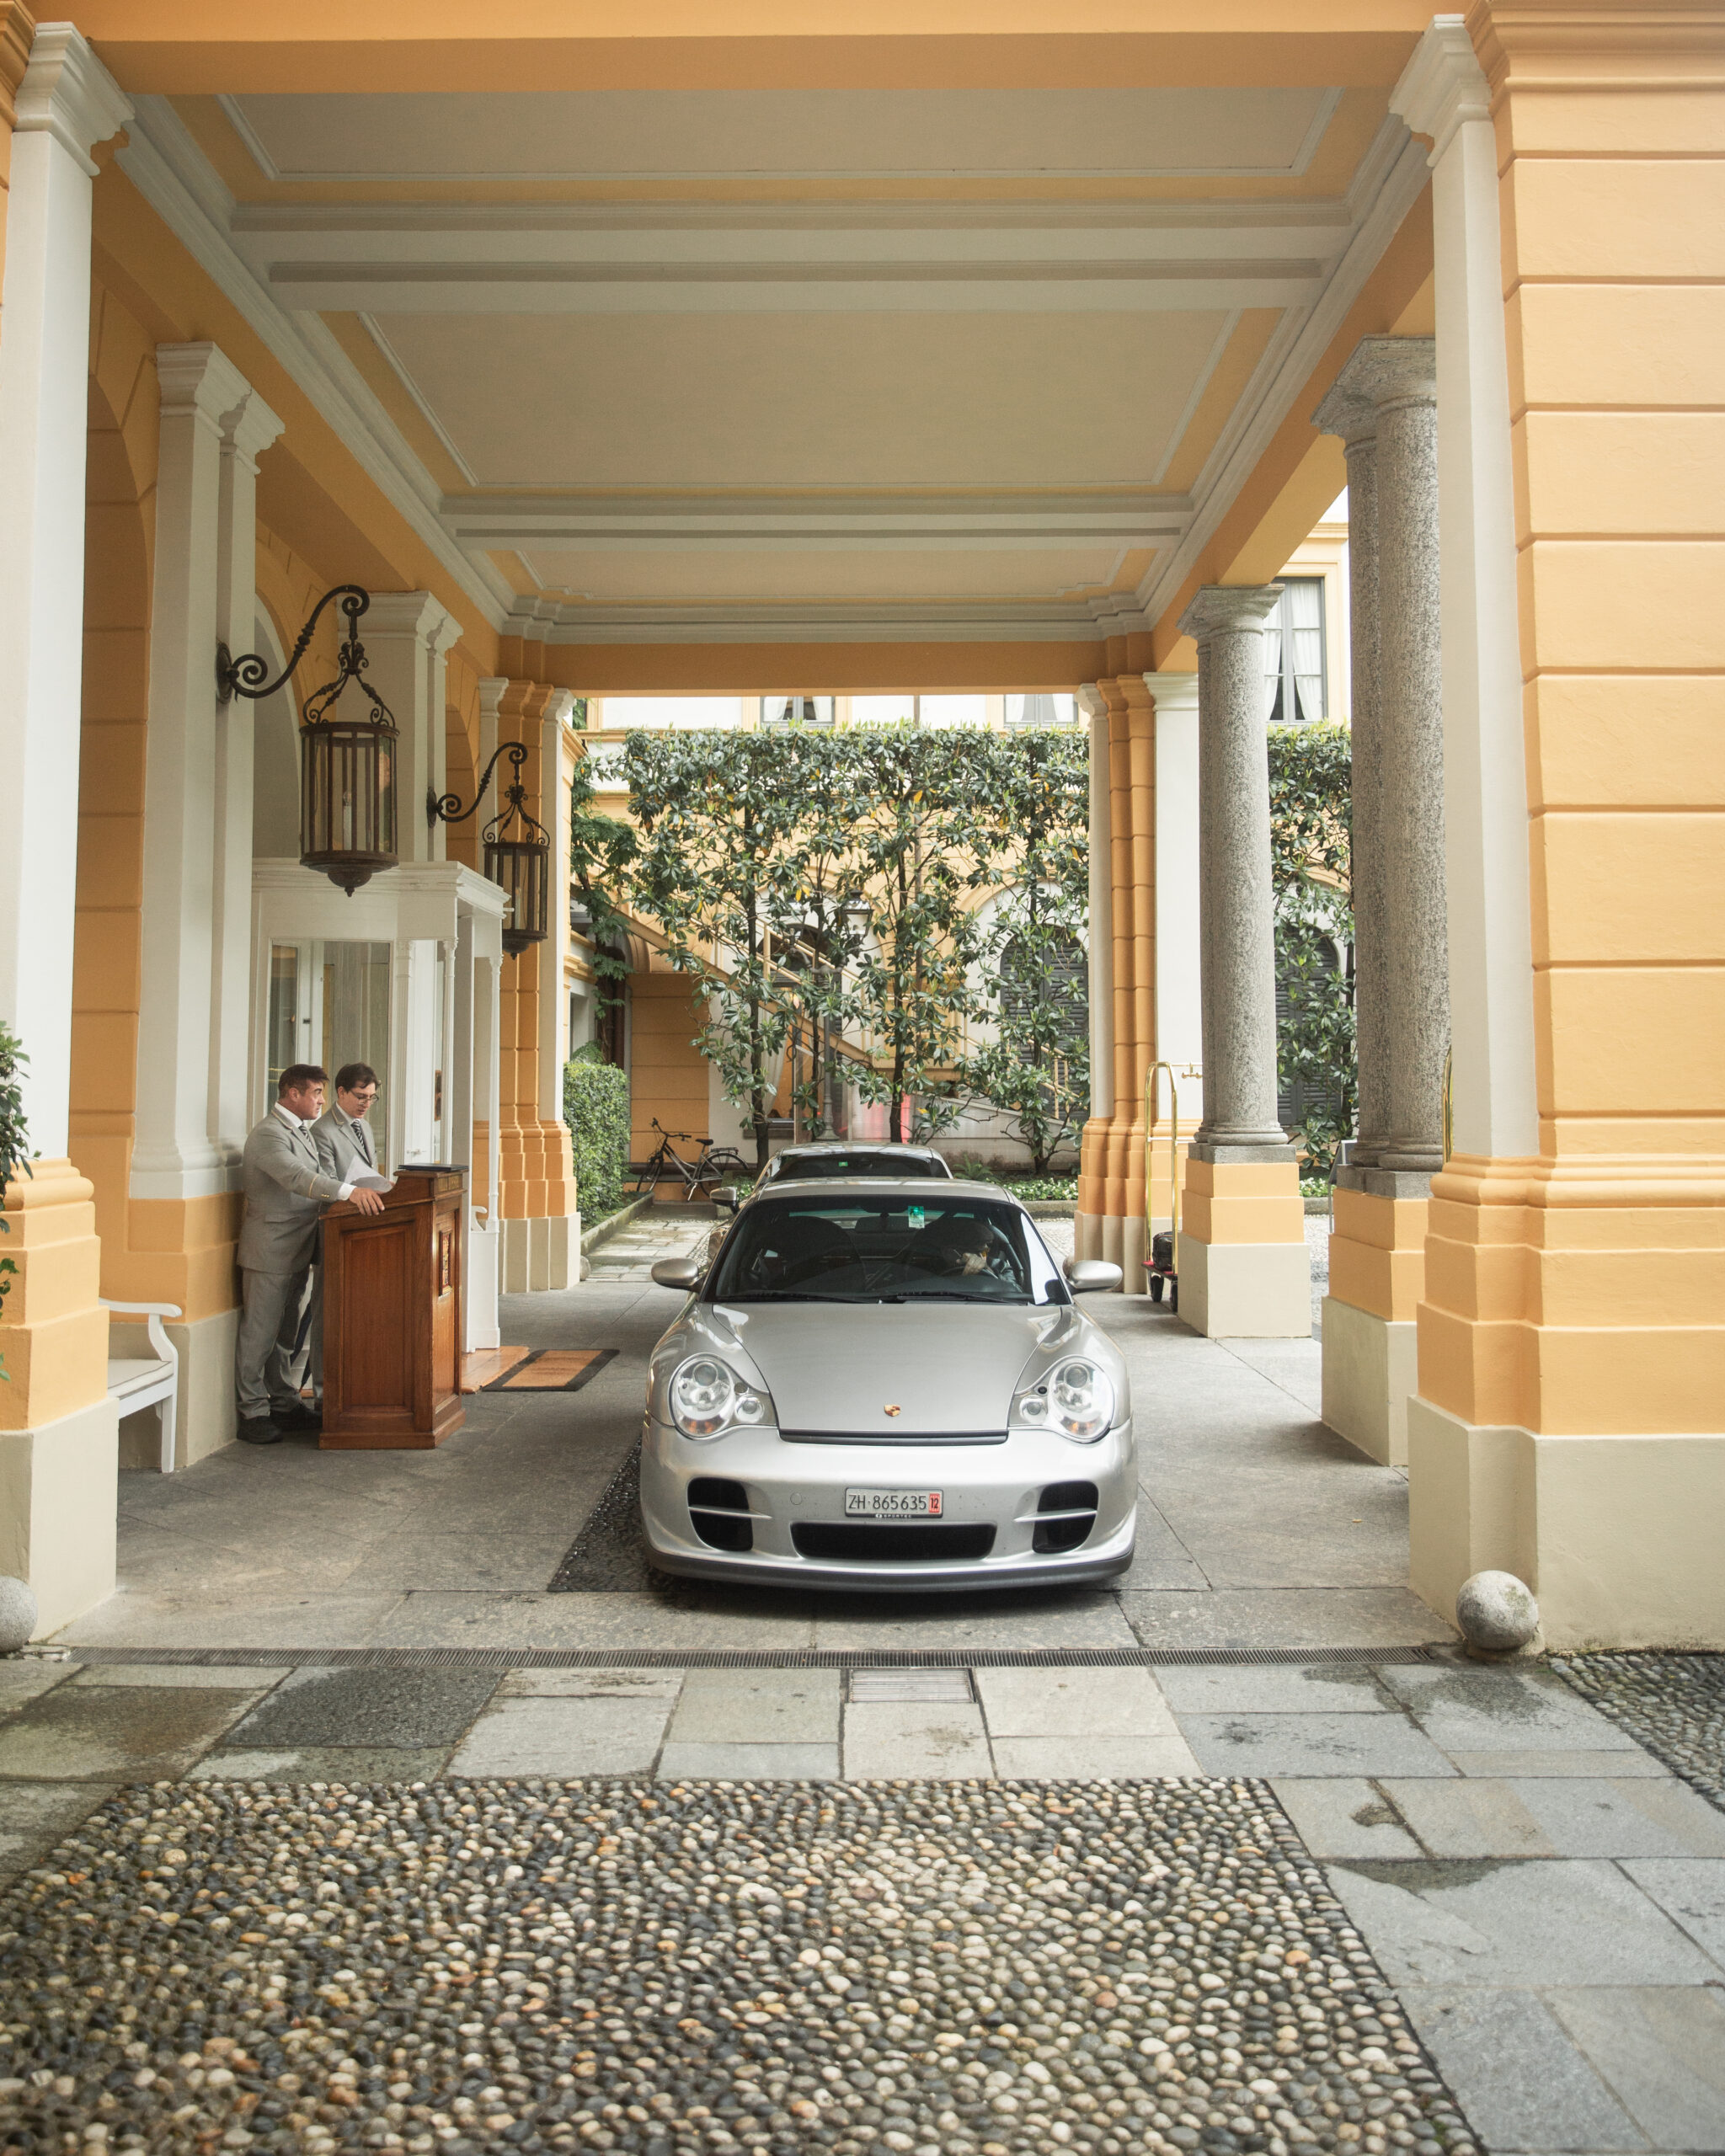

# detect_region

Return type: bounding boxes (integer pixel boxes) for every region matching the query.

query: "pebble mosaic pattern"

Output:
[0,1776,1480,2156]
[1553,1652,1725,1811]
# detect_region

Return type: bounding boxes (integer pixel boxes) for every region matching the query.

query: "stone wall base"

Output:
[0,1395,120,1636]
[114,1307,238,1473]
[1179,1233,1311,1338]
[1408,1395,1725,1651]
[500,1213,581,1295]
[1321,1297,1418,1466]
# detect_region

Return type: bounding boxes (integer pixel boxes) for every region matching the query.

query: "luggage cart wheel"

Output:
[1149,1275,1165,1304]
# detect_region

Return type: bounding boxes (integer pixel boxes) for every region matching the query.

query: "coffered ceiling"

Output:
[115,57,1429,649]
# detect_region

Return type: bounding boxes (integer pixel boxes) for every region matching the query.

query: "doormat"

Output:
[482,1348,618,1394]
[547,1437,657,1593]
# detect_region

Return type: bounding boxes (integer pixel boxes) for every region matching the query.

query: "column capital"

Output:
[1075,682,1106,722]
[1391,15,1490,165]
[1329,334,1439,416]
[1142,668,1199,718]
[1178,584,1280,645]
[0,6,36,123]
[1311,380,1381,448]
[14,22,129,176]
[153,344,284,470]
[363,590,464,654]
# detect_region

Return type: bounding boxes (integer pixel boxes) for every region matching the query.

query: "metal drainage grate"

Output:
[849,1667,975,1705]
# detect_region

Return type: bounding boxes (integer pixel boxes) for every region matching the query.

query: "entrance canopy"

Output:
[100,0,1436,688]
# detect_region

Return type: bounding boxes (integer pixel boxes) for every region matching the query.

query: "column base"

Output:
[1321,1297,1418,1465]
[500,1214,581,1295]
[113,1308,238,1471]
[1408,1395,1725,1650]
[467,1219,501,1351]
[0,1395,119,1636]
[1179,1234,1311,1338]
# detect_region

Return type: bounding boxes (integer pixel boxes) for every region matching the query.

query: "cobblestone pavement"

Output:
[3,1654,1725,2155]
[1552,1652,1725,1810]
[0,1772,1475,2156]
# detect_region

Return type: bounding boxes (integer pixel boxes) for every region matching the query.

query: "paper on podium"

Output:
[350,1168,395,1194]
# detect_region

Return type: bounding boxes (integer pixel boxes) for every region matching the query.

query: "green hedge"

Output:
[564,1057,630,1222]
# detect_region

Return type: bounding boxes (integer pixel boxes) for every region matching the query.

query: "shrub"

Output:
[564,1057,630,1223]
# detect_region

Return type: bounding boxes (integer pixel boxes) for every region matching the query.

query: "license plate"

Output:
[845,1488,943,1519]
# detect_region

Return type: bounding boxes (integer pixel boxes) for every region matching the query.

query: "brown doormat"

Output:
[480,1348,618,1393]
[460,1345,531,1391]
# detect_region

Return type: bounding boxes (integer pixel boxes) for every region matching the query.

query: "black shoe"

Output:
[238,1416,284,1446]
[271,1401,322,1433]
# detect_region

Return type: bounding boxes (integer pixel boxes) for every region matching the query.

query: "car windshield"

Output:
[708,1193,1065,1305]
[771,1150,950,1182]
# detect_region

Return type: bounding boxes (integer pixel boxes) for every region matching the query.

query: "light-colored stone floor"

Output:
[65,1198,1442,1655]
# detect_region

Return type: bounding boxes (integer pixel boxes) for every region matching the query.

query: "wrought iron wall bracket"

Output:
[216,584,377,712]
[427,740,527,830]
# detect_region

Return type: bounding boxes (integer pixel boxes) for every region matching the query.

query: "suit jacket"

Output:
[312,1106,379,1185]
[237,1111,350,1275]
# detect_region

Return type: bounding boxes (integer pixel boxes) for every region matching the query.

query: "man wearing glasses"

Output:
[313,1062,383,1184]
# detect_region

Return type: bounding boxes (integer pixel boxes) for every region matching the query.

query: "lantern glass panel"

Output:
[487,835,548,956]
[301,720,398,894]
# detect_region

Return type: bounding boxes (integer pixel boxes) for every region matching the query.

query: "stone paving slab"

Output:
[1545,1984,1725,2152]
[1156,1663,1398,1716]
[1398,1988,1649,2154]
[1618,1856,1725,1963]
[989,1733,1203,1779]
[0,1780,117,1881]
[1381,1665,1643,1754]
[446,1694,677,1779]
[190,1745,456,1783]
[971,1664,1179,1738]
[665,1668,841,1745]
[1180,1712,1459,1780]
[1325,1857,1723,1989]
[1268,1780,1423,1861]
[0,1683,260,1782]
[841,1698,994,1779]
[68,1661,286,1691]
[656,1740,840,1780]
[224,1665,505,1751]
[1440,1748,1669,1779]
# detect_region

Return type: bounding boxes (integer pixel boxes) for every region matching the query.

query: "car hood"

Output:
[697,1299,1092,1436]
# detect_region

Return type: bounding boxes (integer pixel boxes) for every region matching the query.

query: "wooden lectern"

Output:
[320,1166,466,1449]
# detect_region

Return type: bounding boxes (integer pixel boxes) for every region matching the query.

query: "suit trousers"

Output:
[235,1267,319,1421]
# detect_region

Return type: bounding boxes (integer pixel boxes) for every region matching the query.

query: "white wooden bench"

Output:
[104,1300,182,1473]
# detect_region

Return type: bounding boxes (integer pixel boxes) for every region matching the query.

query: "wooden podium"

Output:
[320,1166,466,1449]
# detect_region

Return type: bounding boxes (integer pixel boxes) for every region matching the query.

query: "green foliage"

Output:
[567,698,639,1039]
[955,729,1090,1173]
[0,1022,30,1369]
[563,1056,631,1223]
[1268,721,1355,1174]
[614,722,1088,1166]
[1008,1173,1079,1203]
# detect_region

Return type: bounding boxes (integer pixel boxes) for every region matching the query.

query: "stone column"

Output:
[0,24,131,1631]
[1176,587,1311,1338]
[1073,685,1114,1264]
[1148,668,1202,1236]
[1311,337,1443,1462]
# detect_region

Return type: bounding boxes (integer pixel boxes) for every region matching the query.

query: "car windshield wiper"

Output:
[875,1290,1030,1304]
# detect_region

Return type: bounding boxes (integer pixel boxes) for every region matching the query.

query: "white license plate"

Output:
[845,1488,943,1519]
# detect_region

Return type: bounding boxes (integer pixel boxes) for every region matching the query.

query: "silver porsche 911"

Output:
[640,1178,1132,1591]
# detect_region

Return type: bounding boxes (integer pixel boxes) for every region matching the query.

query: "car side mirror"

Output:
[650,1257,703,1292]
[1064,1257,1123,1294]
[713,1187,739,1214]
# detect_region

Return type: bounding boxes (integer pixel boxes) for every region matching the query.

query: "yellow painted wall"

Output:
[628,969,712,1191]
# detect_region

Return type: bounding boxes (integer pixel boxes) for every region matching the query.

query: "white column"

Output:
[361,594,462,867]
[211,373,286,1161]
[539,692,575,1128]
[1392,20,1539,1162]
[1147,670,1203,1113]
[132,344,282,1198]
[0,25,131,1150]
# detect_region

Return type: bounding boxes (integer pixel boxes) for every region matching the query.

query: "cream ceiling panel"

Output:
[371,309,1229,488]
[224,87,1339,184]
[519,545,1132,604]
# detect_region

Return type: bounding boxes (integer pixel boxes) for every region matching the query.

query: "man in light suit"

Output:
[312,1061,382,1186]
[235,1063,384,1445]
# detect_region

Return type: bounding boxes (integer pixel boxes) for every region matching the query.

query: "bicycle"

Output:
[630,1118,748,1199]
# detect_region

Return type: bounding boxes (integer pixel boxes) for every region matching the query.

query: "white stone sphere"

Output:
[0,1575,38,1655]
[1455,1569,1539,1654]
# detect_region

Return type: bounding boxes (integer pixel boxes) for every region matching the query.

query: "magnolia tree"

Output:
[606,722,1090,1169]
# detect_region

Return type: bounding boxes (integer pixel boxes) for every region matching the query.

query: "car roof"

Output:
[752,1176,1014,1200]
[772,1142,942,1159]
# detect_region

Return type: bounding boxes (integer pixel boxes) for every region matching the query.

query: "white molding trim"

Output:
[1391,15,1493,168]
[114,97,513,633]
[499,595,1113,648]
[1135,121,1431,636]
[14,23,131,177]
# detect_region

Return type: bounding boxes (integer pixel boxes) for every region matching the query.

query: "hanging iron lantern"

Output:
[428,741,552,956]
[218,584,398,894]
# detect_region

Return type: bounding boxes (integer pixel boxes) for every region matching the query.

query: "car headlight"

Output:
[1011,1357,1114,1443]
[667,1355,773,1440]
